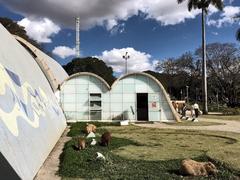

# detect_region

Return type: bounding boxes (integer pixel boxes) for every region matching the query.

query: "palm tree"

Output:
[177,0,223,114]
[235,14,240,41]
[237,29,240,41]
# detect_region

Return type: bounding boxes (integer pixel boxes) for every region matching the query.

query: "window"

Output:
[90,93,102,120]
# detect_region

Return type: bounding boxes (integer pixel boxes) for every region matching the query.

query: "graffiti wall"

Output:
[0,24,67,179]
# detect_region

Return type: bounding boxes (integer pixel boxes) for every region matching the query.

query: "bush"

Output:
[222,108,240,115]
[67,121,120,137]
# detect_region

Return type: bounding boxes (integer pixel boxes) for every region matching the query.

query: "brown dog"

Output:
[85,123,97,134]
[100,132,111,146]
[180,159,217,176]
[77,137,86,150]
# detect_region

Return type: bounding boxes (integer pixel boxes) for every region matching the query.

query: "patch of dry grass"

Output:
[202,115,240,121]
[164,121,224,126]
[59,123,240,179]
[107,126,240,171]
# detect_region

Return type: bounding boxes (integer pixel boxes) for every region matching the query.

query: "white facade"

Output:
[61,72,179,122]
[61,73,110,121]
[0,24,67,179]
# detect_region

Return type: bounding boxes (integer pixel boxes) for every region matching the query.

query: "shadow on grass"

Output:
[59,122,240,179]
[59,137,239,179]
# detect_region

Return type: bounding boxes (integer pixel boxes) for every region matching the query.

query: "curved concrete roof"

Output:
[62,71,180,122]
[62,72,111,89]
[111,72,180,122]
[14,35,68,92]
[0,24,66,179]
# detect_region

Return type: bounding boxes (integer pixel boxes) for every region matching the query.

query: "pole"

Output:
[195,88,198,101]
[216,92,219,111]
[202,8,208,114]
[180,89,183,100]
[186,86,189,104]
[122,52,130,74]
[76,17,80,58]
[125,58,127,74]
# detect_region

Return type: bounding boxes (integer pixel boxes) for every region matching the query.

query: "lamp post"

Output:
[195,87,198,101]
[216,91,219,111]
[186,85,189,104]
[122,52,130,74]
[180,89,183,100]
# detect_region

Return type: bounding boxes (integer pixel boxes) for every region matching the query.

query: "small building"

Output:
[60,72,179,122]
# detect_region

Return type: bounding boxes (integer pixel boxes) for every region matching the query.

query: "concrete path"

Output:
[135,118,240,133]
[34,126,71,180]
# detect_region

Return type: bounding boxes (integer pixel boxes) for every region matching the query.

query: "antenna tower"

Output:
[76,17,80,57]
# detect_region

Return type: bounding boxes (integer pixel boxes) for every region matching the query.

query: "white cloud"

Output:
[143,1,201,25]
[52,46,75,59]
[110,23,125,35]
[211,32,219,35]
[3,0,202,31]
[208,5,219,15]
[207,6,240,28]
[97,47,154,74]
[105,19,118,31]
[18,17,60,43]
[222,6,240,17]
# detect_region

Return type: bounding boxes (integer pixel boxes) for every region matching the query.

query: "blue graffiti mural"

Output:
[0,64,62,136]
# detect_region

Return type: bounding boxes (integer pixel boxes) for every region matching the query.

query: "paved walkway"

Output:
[135,118,240,133]
[34,126,71,180]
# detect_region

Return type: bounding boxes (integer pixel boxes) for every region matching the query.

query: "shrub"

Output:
[222,108,240,115]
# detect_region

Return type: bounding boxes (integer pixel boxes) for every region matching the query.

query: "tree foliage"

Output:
[154,43,240,107]
[0,17,41,49]
[177,0,223,12]
[152,55,201,101]
[63,57,116,85]
[236,14,240,41]
[237,29,240,42]
[145,70,194,101]
[203,43,240,107]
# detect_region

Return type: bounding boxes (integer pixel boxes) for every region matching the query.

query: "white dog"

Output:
[90,139,97,146]
[96,152,105,161]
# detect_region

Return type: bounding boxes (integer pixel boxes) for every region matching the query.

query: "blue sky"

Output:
[0,0,239,74]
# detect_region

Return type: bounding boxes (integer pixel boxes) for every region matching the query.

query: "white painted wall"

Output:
[61,73,176,122]
[0,24,66,179]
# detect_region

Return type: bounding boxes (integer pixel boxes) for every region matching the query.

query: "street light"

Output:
[186,85,189,104]
[180,89,183,100]
[122,52,130,74]
[216,91,219,111]
[195,87,198,101]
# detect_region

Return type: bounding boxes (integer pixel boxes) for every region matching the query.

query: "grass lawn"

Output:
[202,115,240,121]
[59,122,240,179]
[164,121,224,126]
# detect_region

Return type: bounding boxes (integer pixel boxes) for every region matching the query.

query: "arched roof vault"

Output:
[61,72,180,122]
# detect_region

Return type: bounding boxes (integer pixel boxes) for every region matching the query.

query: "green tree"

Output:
[146,70,193,100]
[177,0,223,114]
[154,53,201,101]
[195,43,240,107]
[0,17,41,49]
[154,43,240,107]
[63,57,116,85]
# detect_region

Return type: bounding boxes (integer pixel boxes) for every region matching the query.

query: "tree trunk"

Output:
[202,8,208,114]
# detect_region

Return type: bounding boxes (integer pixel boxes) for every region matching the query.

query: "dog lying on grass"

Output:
[100,132,111,146]
[76,137,86,150]
[180,159,217,176]
[85,123,96,134]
